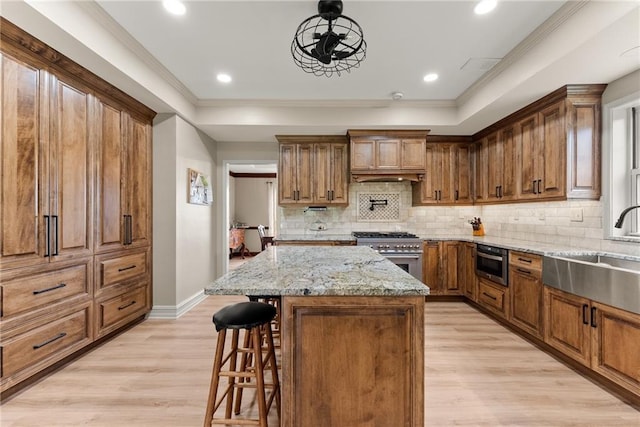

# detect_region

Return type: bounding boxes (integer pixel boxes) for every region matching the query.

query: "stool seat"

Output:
[213,301,276,331]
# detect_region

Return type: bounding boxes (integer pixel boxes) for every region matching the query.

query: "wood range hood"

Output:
[347,129,430,183]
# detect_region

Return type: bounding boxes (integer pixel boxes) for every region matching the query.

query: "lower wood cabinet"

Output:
[422,241,442,294]
[461,243,477,301]
[509,251,543,338]
[0,302,93,391]
[544,286,640,396]
[423,240,468,296]
[95,282,150,339]
[477,277,508,318]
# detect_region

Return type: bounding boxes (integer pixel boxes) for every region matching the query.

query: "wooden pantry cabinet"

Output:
[0,19,155,394]
[277,135,348,206]
[412,138,473,205]
[544,286,640,396]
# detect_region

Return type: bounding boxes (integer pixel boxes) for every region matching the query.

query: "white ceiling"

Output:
[2,1,639,143]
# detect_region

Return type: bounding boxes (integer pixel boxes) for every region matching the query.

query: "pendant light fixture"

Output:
[291,0,367,77]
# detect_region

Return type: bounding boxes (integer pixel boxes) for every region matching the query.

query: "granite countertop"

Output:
[274,233,356,242]
[205,246,429,297]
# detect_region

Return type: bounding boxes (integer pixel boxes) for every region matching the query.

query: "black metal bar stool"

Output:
[204,301,281,427]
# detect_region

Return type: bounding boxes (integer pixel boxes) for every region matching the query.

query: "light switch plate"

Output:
[570,208,584,222]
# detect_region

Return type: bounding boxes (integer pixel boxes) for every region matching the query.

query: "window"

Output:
[605,91,640,240]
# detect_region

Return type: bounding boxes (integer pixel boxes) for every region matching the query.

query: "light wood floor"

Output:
[1,298,638,426]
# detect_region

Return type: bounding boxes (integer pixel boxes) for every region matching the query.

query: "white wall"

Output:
[152,114,217,317]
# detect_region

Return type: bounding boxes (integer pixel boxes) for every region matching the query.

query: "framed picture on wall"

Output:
[188,168,213,205]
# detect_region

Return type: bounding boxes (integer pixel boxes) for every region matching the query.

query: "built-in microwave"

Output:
[475,244,508,286]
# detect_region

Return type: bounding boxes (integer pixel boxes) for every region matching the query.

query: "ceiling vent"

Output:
[460,57,502,71]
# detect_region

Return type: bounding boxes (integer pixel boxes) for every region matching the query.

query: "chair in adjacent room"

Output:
[257,225,274,251]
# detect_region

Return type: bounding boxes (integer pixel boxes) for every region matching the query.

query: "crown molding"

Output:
[195,98,457,109]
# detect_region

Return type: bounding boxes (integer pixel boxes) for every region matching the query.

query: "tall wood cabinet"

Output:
[0,19,154,394]
[277,135,348,206]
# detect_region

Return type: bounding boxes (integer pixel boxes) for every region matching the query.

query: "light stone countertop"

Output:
[274,233,356,242]
[205,246,429,297]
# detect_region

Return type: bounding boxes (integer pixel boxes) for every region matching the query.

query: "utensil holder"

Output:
[473,224,485,236]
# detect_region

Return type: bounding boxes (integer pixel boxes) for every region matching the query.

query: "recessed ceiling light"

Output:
[163,0,186,16]
[474,0,497,15]
[217,73,232,84]
[423,73,438,83]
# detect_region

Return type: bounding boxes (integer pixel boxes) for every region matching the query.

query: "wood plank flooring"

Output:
[1,298,638,426]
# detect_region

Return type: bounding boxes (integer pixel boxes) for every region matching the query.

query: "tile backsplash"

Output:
[278,182,640,256]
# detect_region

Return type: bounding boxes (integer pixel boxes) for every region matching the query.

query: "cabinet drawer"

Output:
[96,285,148,337]
[100,252,147,289]
[509,251,542,272]
[478,279,507,317]
[1,263,90,319]
[1,306,91,378]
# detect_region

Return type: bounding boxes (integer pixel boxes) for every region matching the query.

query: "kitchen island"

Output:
[205,245,429,427]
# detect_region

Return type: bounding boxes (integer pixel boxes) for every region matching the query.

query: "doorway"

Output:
[224,162,277,273]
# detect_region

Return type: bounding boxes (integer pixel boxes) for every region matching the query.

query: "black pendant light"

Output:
[291,0,367,77]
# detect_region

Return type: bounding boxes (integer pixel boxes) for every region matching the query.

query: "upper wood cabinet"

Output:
[277,136,348,206]
[95,103,152,253]
[473,85,606,203]
[412,138,473,205]
[1,53,93,271]
[347,130,428,181]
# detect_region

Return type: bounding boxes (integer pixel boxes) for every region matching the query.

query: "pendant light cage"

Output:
[291,2,367,77]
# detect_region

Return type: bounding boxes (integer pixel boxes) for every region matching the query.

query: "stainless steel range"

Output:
[352,232,423,282]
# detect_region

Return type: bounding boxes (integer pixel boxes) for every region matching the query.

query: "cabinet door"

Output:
[376,139,401,169]
[443,241,460,294]
[517,114,541,199]
[124,114,151,248]
[452,144,472,204]
[566,98,601,199]
[486,132,502,201]
[295,144,314,204]
[474,138,489,203]
[0,54,47,269]
[350,138,375,170]
[49,75,93,261]
[95,101,125,253]
[329,143,349,204]
[539,101,565,198]
[422,241,442,294]
[544,286,591,366]
[438,144,453,203]
[590,302,640,396]
[499,126,516,200]
[463,243,477,301]
[279,144,298,203]
[509,265,543,338]
[400,139,426,170]
[314,143,331,205]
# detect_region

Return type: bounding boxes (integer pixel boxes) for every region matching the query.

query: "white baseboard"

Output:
[148,289,207,319]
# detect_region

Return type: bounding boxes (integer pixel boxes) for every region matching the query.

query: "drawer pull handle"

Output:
[582,304,589,325]
[33,332,67,350]
[118,300,137,311]
[516,268,532,275]
[33,283,67,295]
[482,292,497,301]
[118,265,137,272]
[590,306,597,328]
[517,257,532,263]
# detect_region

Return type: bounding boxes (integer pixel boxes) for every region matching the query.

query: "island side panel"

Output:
[282,296,424,427]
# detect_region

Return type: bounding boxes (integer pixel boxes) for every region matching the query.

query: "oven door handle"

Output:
[384,254,422,259]
[477,252,503,262]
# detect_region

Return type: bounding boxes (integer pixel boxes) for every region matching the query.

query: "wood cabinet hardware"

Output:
[118,265,137,272]
[118,300,137,311]
[516,268,532,275]
[582,304,589,325]
[32,283,67,295]
[52,215,59,256]
[590,306,597,328]
[32,332,67,350]
[44,215,50,257]
[482,292,497,301]
[517,257,532,263]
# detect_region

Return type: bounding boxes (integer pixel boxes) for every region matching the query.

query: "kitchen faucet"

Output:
[614,205,640,228]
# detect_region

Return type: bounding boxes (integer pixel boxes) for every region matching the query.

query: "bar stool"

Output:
[204,302,281,427]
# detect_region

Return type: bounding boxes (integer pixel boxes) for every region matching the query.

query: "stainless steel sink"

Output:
[555,254,640,271]
[543,253,640,315]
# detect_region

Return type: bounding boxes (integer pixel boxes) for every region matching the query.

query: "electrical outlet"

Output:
[570,208,584,222]
[537,211,545,221]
